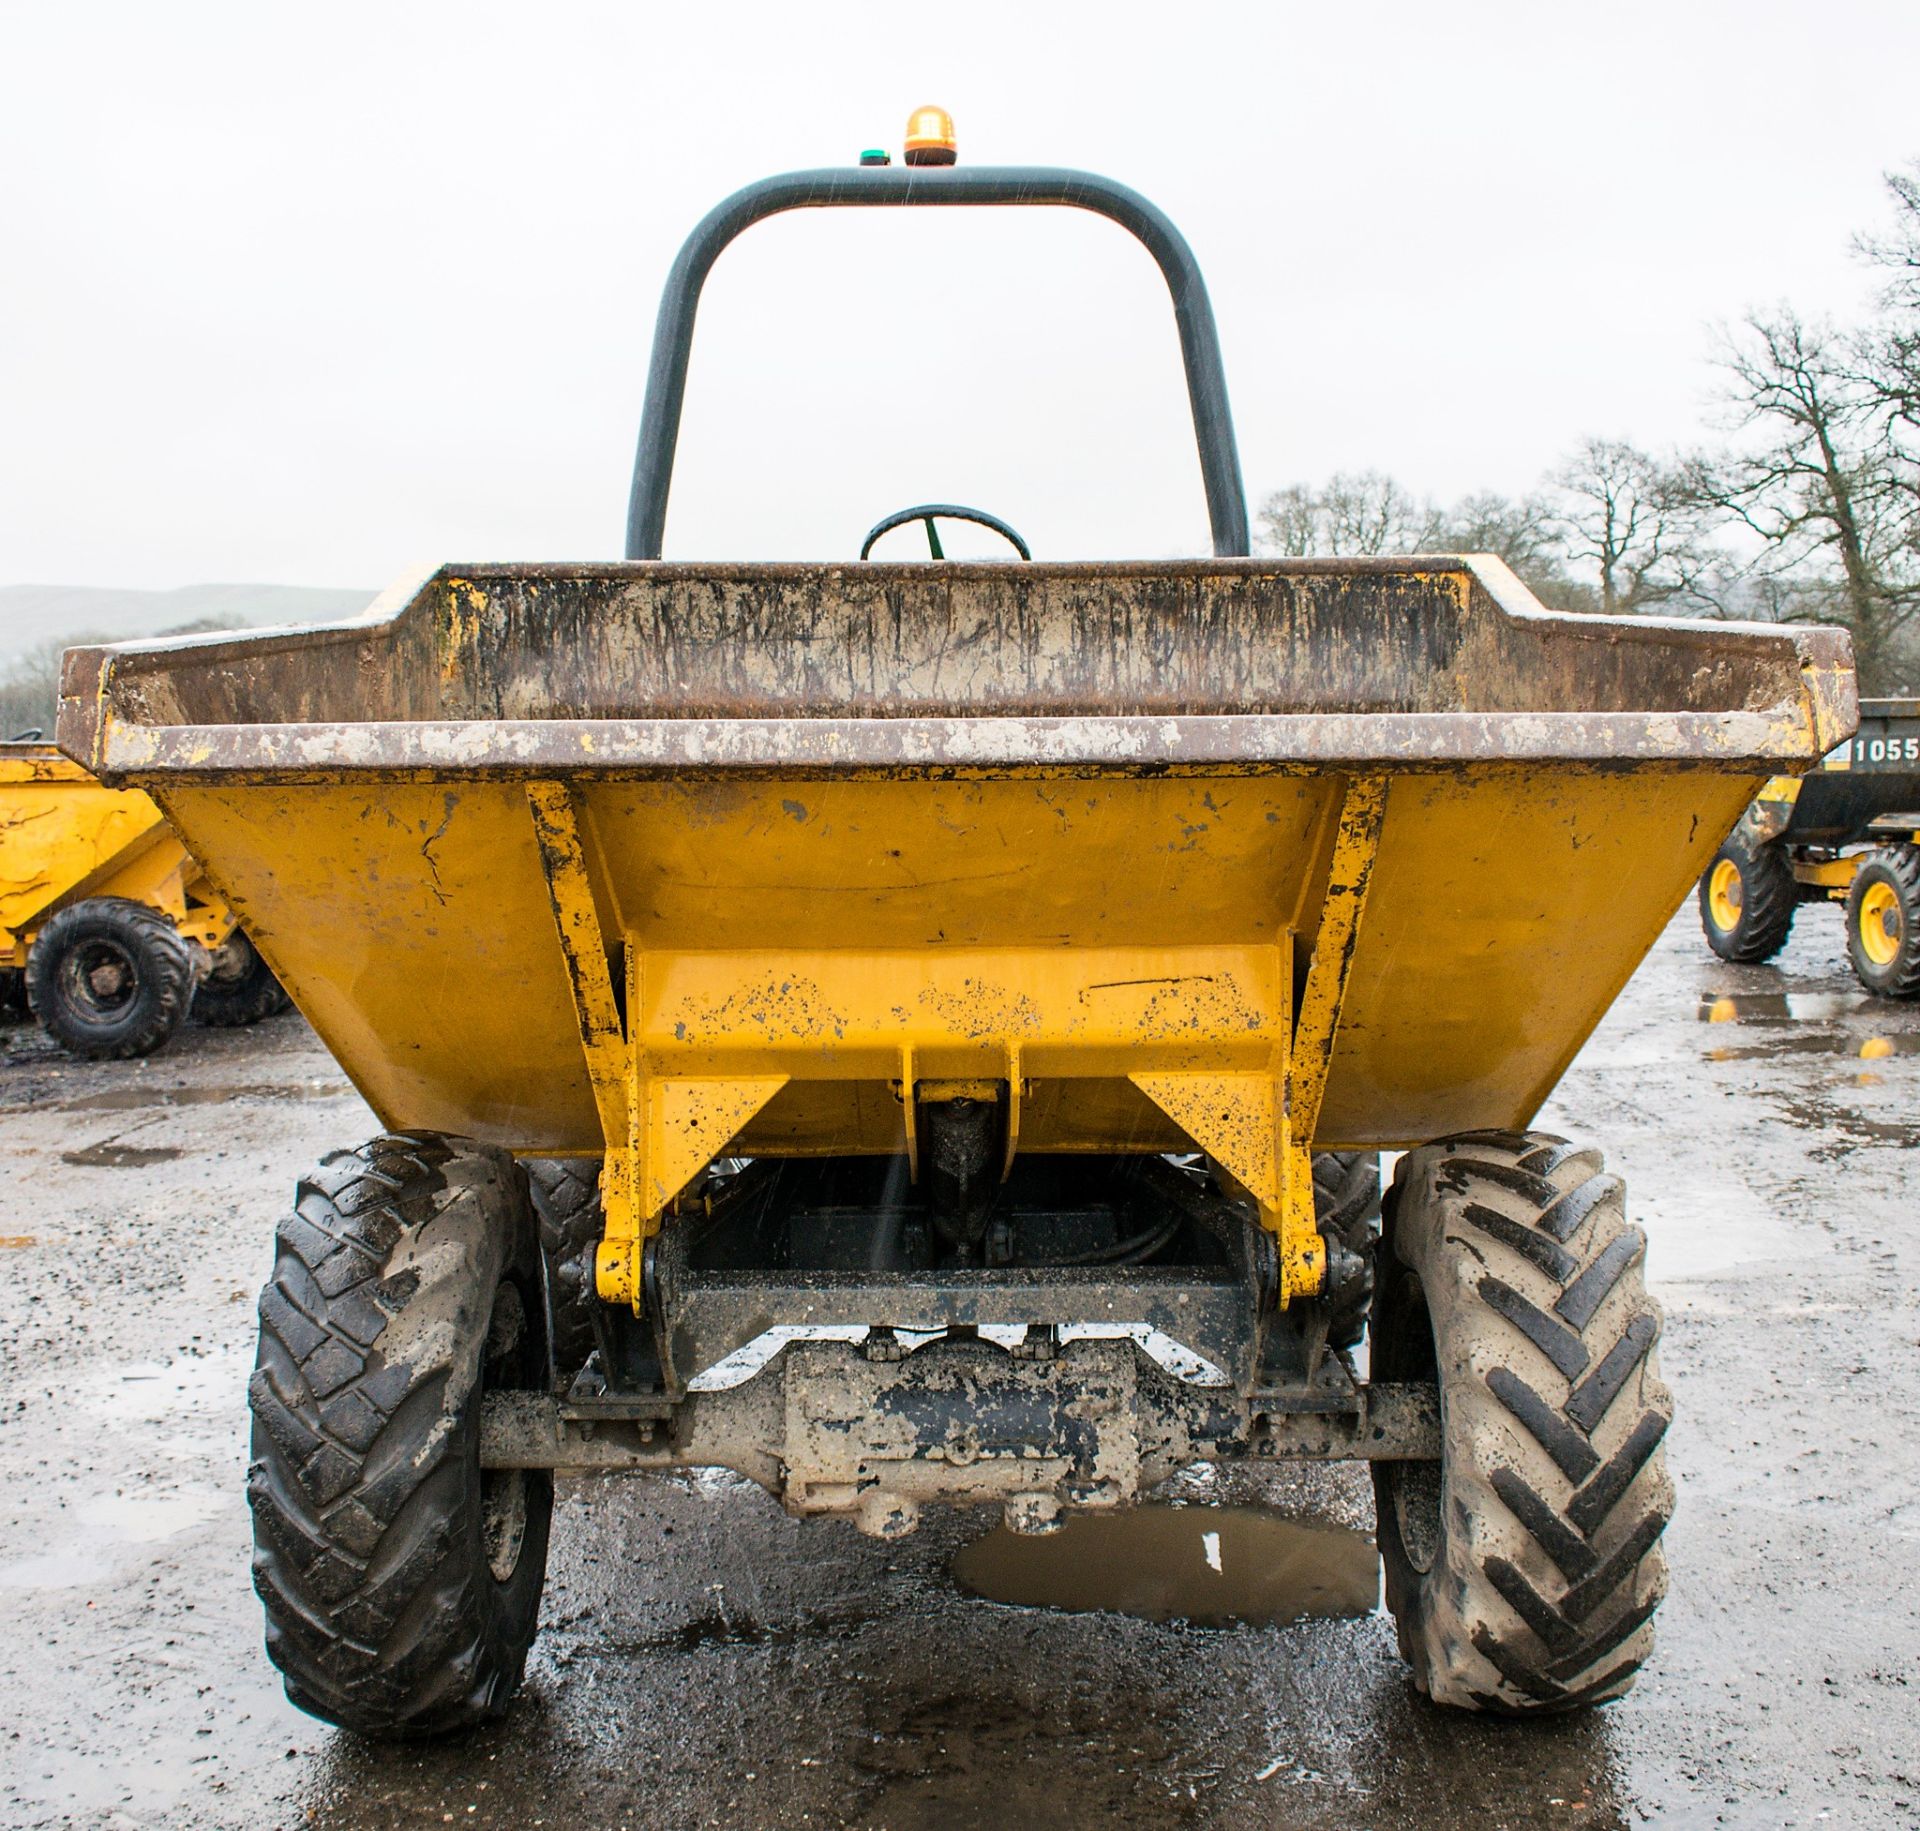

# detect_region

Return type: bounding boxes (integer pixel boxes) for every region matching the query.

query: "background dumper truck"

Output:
[1699,697,1920,996]
[1,736,288,1056]
[57,140,1855,1735]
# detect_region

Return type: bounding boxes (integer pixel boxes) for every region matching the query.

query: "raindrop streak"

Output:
[951,1507,1378,1626]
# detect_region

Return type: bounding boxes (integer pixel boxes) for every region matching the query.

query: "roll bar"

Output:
[624,165,1249,560]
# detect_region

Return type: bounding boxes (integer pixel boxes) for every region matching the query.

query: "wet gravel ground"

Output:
[2,906,1918,1829]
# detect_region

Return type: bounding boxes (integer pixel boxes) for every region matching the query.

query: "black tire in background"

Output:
[1697,834,1796,963]
[25,895,196,1059]
[247,1132,553,1737]
[525,1157,605,1383]
[1843,845,1920,998]
[1373,1130,1673,1713]
[193,928,293,1027]
[1312,1149,1382,1350]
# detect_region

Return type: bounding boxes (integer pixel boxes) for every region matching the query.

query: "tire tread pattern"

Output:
[525,1158,604,1379]
[1375,1129,1674,1715]
[247,1131,549,1737]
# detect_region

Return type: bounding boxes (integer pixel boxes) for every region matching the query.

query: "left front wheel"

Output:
[247,1132,552,1737]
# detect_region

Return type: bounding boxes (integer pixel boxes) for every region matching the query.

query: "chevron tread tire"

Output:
[1312,1150,1382,1350]
[1372,1129,1673,1714]
[525,1157,604,1380]
[1843,844,1920,998]
[247,1132,552,1737]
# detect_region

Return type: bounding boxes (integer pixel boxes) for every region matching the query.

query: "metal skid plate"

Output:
[779,1341,1140,1538]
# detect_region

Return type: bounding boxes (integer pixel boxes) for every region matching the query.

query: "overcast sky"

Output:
[2,0,1917,586]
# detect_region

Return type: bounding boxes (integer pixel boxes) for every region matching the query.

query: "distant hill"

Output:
[0,582,378,664]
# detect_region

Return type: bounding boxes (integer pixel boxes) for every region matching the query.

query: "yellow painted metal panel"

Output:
[0,745,187,944]
[155,780,601,1142]
[1315,765,1763,1145]
[153,763,1757,1164]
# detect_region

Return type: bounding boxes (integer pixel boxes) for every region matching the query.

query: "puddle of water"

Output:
[1636,1169,1824,1281]
[950,1506,1379,1627]
[1697,991,1872,1024]
[0,1486,223,1592]
[56,1080,351,1113]
[60,1142,182,1168]
[76,1490,223,1543]
[0,1549,113,1592]
[0,1234,36,1248]
[87,1354,242,1428]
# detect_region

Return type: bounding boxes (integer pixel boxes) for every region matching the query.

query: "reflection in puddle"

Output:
[59,1142,182,1168]
[951,1506,1379,1626]
[1698,992,1872,1024]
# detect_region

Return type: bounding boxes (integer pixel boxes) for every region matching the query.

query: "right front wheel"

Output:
[1844,845,1920,998]
[1372,1130,1673,1713]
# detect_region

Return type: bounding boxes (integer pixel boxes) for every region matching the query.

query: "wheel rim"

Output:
[480,1281,532,1585]
[57,936,140,1021]
[1707,858,1744,933]
[1858,880,1903,967]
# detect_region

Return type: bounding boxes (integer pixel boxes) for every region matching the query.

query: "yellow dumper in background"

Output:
[60,133,1856,1736]
[0,738,286,1056]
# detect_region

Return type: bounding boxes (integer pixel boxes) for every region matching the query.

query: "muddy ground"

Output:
[2,907,1917,1830]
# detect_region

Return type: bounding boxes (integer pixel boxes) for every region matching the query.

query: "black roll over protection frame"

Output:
[624,165,1250,561]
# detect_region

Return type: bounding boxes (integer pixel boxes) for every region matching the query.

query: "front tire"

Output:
[1844,845,1920,998]
[247,1132,552,1737]
[25,895,195,1058]
[1698,835,1795,963]
[1373,1130,1673,1713]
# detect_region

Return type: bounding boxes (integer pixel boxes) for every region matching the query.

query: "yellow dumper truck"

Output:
[1700,698,1920,995]
[59,136,1853,1735]
[1,736,286,1056]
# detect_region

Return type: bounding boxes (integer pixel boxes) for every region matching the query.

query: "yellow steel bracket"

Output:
[1282,773,1387,1301]
[1129,773,1387,1307]
[527,783,786,1312]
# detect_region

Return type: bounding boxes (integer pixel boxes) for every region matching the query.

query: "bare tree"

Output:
[1433,490,1580,598]
[0,637,78,740]
[1256,471,1587,607]
[1681,308,1918,687]
[1855,162,1920,570]
[1255,470,1441,556]
[1549,438,1696,616]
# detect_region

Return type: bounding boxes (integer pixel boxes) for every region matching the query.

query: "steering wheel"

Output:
[859,504,1031,562]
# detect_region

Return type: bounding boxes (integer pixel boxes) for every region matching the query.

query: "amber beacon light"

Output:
[903,104,957,166]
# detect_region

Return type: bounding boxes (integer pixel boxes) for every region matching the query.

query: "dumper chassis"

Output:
[61,146,1852,1737]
